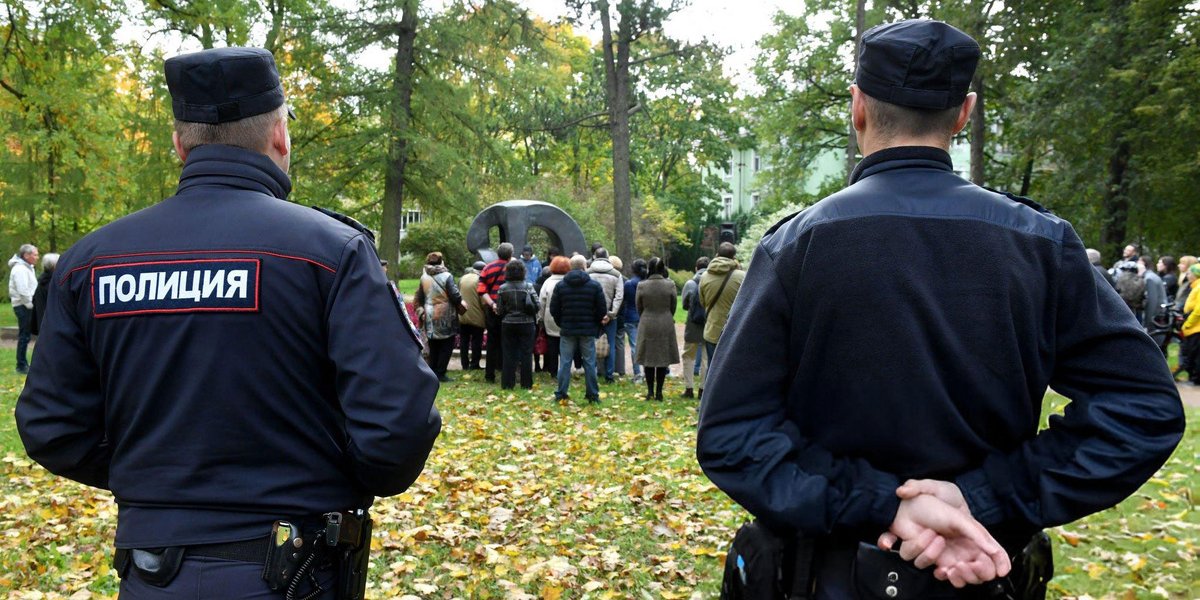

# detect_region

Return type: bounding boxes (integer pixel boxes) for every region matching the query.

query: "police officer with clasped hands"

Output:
[16,47,441,598]
[698,20,1184,599]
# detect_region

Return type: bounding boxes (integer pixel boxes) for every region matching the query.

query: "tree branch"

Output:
[0,78,24,100]
[628,46,689,68]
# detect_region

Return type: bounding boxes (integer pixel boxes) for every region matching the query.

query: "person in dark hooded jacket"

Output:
[31,253,59,337]
[550,255,607,403]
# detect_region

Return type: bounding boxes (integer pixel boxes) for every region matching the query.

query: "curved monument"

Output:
[467,200,588,262]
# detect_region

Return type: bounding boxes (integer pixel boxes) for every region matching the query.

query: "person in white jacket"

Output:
[8,244,39,373]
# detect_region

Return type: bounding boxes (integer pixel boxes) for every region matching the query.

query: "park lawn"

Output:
[0,348,1195,598]
[0,305,13,328]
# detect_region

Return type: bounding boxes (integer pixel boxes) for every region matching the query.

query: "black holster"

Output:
[325,510,373,600]
[260,510,372,600]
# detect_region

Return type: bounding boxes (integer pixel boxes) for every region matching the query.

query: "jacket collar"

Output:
[849,146,953,185]
[177,144,292,200]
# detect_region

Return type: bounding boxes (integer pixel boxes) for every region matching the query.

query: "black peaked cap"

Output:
[856,20,981,110]
[165,47,295,124]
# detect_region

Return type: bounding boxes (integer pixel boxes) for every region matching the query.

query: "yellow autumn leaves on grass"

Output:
[0,365,1196,598]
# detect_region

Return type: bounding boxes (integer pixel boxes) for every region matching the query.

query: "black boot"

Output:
[682,387,694,399]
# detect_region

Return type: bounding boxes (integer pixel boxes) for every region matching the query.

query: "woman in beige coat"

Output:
[635,257,680,400]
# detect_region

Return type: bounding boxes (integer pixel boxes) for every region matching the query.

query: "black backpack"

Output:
[687,274,707,325]
[1114,262,1146,312]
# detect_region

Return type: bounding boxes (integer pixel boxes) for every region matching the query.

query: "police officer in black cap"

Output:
[16,47,441,598]
[698,20,1184,598]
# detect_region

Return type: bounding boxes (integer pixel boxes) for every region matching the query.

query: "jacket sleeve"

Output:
[550,284,563,324]
[954,228,1184,530]
[445,273,463,307]
[15,268,111,489]
[594,285,608,324]
[326,235,441,497]
[697,244,903,534]
[609,275,624,318]
[476,266,492,296]
[525,285,540,316]
[413,276,426,308]
[1143,277,1163,329]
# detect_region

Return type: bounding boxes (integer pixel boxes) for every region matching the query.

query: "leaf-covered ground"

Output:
[0,347,1196,599]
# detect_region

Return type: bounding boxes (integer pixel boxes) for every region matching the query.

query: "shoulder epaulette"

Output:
[984,187,1052,215]
[311,206,377,242]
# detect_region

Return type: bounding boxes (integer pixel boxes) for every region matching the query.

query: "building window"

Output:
[751,193,760,208]
[753,151,760,173]
[723,195,733,218]
[399,208,423,238]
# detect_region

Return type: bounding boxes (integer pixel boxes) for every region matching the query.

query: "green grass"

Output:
[0,355,1195,598]
[0,304,14,328]
[397,278,420,298]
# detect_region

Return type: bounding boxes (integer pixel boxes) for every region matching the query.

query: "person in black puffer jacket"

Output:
[550,255,607,402]
[496,259,539,390]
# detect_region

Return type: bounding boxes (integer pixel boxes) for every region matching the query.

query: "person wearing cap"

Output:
[459,260,488,371]
[15,47,441,598]
[697,19,1183,597]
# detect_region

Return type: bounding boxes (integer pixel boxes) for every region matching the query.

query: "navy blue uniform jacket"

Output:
[15,145,441,549]
[697,147,1184,544]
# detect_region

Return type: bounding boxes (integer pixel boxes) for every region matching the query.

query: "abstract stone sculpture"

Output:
[467,200,588,262]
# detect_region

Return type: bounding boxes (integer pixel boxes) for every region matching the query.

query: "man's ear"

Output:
[172,131,188,162]
[953,92,978,135]
[850,84,868,133]
[271,117,290,158]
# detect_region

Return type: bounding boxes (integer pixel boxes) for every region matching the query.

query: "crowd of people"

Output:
[1087,243,1200,384]
[403,240,746,403]
[6,244,59,374]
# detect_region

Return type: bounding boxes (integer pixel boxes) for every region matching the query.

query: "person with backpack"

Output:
[680,256,710,399]
[415,251,465,382]
[699,242,746,364]
[1113,260,1146,319]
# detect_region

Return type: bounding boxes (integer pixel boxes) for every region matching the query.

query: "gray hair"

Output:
[18,244,37,258]
[41,252,60,272]
[175,104,288,153]
[569,255,587,270]
[1085,248,1102,266]
[496,242,515,261]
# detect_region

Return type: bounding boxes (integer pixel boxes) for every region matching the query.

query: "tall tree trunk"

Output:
[47,151,57,251]
[970,74,985,185]
[379,0,418,279]
[846,0,866,178]
[600,0,634,263]
[1019,155,1033,197]
[1100,140,1132,260]
[265,0,285,55]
